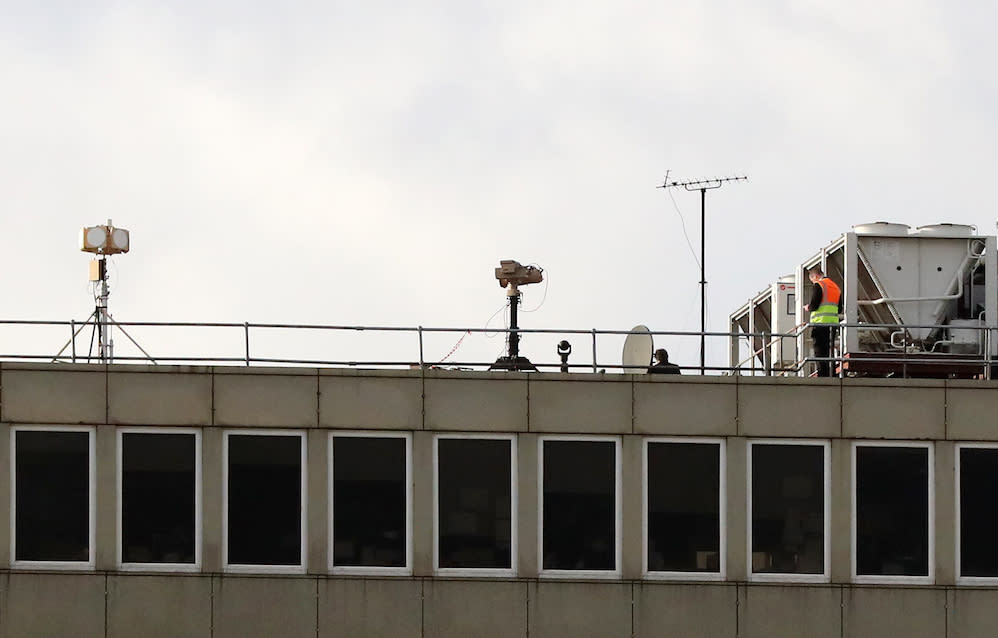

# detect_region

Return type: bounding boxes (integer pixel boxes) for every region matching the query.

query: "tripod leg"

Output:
[87,312,99,363]
[106,316,158,364]
[50,309,99,362]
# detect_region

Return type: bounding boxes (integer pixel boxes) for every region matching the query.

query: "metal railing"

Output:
[735,320,997,379]
[0,319,721,373]
[0,318,995,378]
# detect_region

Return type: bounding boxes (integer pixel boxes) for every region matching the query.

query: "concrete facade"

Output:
[2,363,998,636]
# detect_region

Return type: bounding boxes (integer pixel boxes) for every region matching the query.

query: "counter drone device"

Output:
[80,220,129,362]
[490,259,543,371]
[52,220,154,364]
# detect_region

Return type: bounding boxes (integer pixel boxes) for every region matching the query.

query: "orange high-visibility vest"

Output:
[811,278,841,324]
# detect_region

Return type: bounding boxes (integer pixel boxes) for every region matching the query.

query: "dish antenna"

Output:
[490,259,543,371]
[622,325,654,374]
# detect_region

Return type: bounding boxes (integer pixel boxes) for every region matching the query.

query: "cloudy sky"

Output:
[3,1,998,371]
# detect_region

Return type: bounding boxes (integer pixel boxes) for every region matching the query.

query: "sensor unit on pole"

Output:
[80,221,129,254]
[51,220,155,365]
[79,220,131,362]
[490,259,544,372]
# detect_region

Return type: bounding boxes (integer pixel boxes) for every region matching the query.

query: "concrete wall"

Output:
[0,574,990,638]
[1,364,998,636]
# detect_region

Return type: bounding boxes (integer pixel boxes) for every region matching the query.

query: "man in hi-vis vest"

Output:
[802,267,841,377]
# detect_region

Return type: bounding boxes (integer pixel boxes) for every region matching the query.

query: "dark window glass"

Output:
[333,436,407,568]
[227,434,302,566]
[960,447,998,577]
[122,432,196,564]
[856,446,930,577]
[15,430,90,562]
[751,444,825,574]
[647,442,720,572]
[543,440,616,571]
[437,438,512,569]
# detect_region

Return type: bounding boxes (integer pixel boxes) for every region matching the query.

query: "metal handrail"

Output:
[0,318,995,378]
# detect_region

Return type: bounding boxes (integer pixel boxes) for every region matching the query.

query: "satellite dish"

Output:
[622,325,654,374]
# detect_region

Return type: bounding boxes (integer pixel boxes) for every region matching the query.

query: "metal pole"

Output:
[657,173,746,376]
[98,255,112,363]
[244,322,250,366]
[700,187,706,374]
[591,329,598,373]
[418,326,425,369]
[508,291,520,359]
[986,325,992,380]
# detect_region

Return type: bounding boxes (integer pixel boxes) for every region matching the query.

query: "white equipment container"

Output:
[730,222,998,378]
[729,275,798,374]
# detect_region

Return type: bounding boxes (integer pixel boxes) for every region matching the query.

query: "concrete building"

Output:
[1,362,998,637]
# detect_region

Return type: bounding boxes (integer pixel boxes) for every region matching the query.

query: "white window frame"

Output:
[10,425,97,570]
[433,433,517,577]
[329,431,412,576]
[955,442,998,585]
[851,440,935,585]
[538,435,622,579]
[643,437,726,581]
[116,428,202,572]
[747,439,831,583]
[222,429,308,574]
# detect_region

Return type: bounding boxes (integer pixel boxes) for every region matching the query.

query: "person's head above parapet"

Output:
[654,348,669,364]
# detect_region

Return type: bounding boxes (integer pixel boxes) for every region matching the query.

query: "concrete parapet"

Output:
[529,378,631,433]
[213,369,318,428]
[634,376,736,436]
[108,369,211,426]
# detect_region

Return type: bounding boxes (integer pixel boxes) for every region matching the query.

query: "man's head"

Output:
[654,348,669,364]
[808,267,824,283]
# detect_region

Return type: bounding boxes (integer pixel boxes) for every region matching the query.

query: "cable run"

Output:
[667,189,702,269]
[520,266,549,312]
[434,330,472,365]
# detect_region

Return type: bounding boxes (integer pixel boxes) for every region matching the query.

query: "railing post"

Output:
[244,322,250,366]
[70,320,76,363]
[418,326,424,369]
[591,329,598,373]
[985,325,992,380]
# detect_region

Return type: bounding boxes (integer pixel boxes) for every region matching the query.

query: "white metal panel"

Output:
[857,235,976,340]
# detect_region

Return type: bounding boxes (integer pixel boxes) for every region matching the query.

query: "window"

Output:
[853,443,933,583]
[749,441,829,581]
[11,427,95,567]
[118,430,200,569]
[224,431,306,572]
[957,444,998,582]
[645,439,724,578]
[540,437,620,576]
[434,435,515,575]
[330,433,411,574]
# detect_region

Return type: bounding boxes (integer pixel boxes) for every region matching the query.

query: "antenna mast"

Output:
[51,221,156,365]
[79,220,131,363]
[658,173,747,374]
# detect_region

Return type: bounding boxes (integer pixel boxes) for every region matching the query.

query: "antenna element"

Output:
[658,174,748,374]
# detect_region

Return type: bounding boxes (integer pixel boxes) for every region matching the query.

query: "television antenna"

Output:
[490,260,543,372]
[658,172,747,374]
[51,220,156,364]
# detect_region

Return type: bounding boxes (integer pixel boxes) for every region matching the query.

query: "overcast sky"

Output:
[3,1,998,371]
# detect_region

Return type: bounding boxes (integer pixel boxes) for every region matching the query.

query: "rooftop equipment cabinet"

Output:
[731,222,998,378]
[729,276,797,375]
